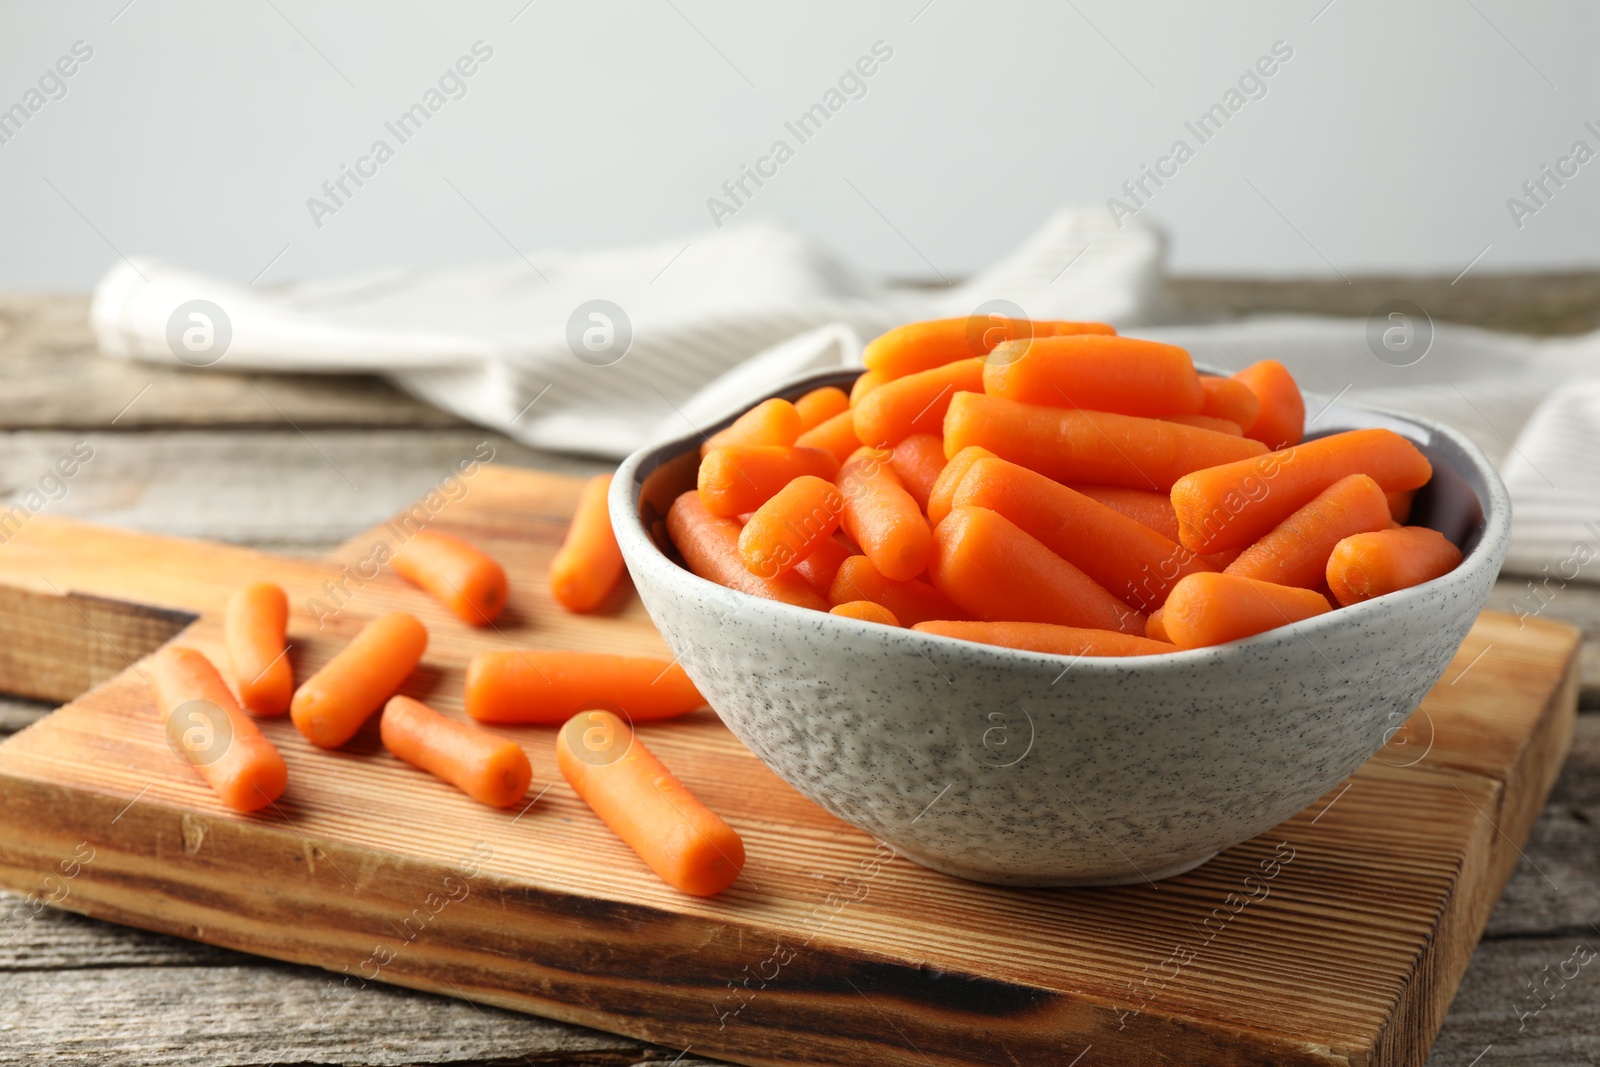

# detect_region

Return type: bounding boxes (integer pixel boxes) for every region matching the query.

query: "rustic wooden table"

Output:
[1,280,1596,1066]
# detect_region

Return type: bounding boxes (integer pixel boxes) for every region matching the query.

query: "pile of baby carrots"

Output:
[148,486,744,898]
[668,316,1463,657]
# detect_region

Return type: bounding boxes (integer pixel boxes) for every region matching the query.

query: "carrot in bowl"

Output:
[837,448,934,581]
[1073,485,1182,542]
[391,529,508,626]
[467,649,703,724]
[225,581,293,716]
[830,600,902,626]
[700,397,801,458]
[827,554,966,627]
[1144,607,1169,642]
[863,317,1115,379]
[1200,376,1261,431]
[697,444,839,518]
[1385,489,1416,524]
[793,534,854,595]
[983,335,1203,417]
[1232,359,1305,450]
[557,709,744,896]
[738,475,844,578]
[795,385,850,430]
[849,370,888,405]
[148,646,288,813]
[290,611,428,749]
[1325,526,1463,606]
[1161,572,1331,649]
[1163,413,1242,435]
[889,433,947,512]
[913,620,1175,657]
[927,445,995,528]
[667,491,829,610]
[794,409,862,466]
[381,695,531,808]
[549,474,625,613]
[1224,473,1391,589]
[852,357,985,448]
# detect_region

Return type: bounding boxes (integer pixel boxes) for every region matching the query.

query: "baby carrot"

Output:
[850,370,888,405]
[149,646,288,813]
[930,506,1144,634]
[737,475,844,578]
[827,554,966,627]
[830,600,902,626]
[795,385,850,430]
[1325,526,1463,606]
[381,695,531,808]
[549,473,625,613]
[467,649,703,724]
[913,620,1176,657]
[290,611,428,749]
[837,448,934,581]
[1145,607,1169,642]
[890,433,947,512]
[953,457,1212,612]
[1233,360,1305,450]
[1073,485,1181,542]
[794,409,862,466]
[1386,489,1416,524]
[863,317,1115,379]
[944,391,1267,490]
[225,581,292,717]
[983,335,1203,417]
[1162,572,1331,649]
[557,709,744,896]
[666,492,828,609]
[1200,376,1261,431]
[391,529,509,626]
[1225,474,1391,588]
[697,444,839,517]
[1170,428,1433,554]
[927,446,996,527]
[793,534,854,595]
[700,397,801,458]
[1164,413,1241,435]
[852,357,985,448]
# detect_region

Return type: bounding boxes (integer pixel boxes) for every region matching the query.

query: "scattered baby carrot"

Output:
[794,409,862,466]
[890,433,947,512]
[1233,360,1305,450]
[1325,526,1463,606]
[1225,474,1391,588]
[793,534,854,595]
[149,646,288,812]
[225,581,292,717]
[830,600,902,626]
[827,554,966,627]
[927,445,995,527]
[850,370,887,405]
[290,612,428,749]
[1074,485,1181,542]
[983,335,1203,417]
[853,357,985,448]
[837,447,934,581]
[557,708,745,896]
[1162,572,1331,649]
[795,385,850,430]
[1170,428,1433,554]
[913,620,1176,657]
[944,391,1267,491]
[466,649,703,724]
[930,506,1143,634]
[1200,375,1261,431]
[666,491,829,610]
[549,473,625,613]
[737,475,844,578]
[700,397,801,458]
[863,317,1115,379]
[381,695,531,808]
[697,444,839,517]
[391,529,509,626]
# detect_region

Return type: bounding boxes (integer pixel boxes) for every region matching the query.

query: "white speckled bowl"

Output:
[611,368,1510,887]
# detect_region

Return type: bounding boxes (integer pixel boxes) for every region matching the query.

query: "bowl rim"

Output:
[611,364,1511,673]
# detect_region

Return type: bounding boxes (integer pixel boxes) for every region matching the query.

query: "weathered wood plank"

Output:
[1426,935,1600,1067]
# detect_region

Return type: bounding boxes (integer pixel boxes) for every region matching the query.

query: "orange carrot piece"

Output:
[1073,485,1182,542]
[466,649,703,724]
[793,534,854,595]
[850,370,888,405]
[927,445,995,528]
[913,620,1175,656]
[148,646,288,812]
[666,491,828,610]
[557,709,744,896]
[984,335,1202,417]
[1386,489,1416,524]
[1162,572,1331,649]
[697,444,839,517]
[1225,474,1391,589]
[944,391,1267,491]
[225,581,292,717]
[700,398,801,458]
[1325,526,1463,606]
[853,357,985,448]
[1145,607,1168,642]
[930,506,1144,634]
[549,473,625,613]
[291,612,428,749]
[890,433,947,512]
[827,554,967,627]
[1170,428,1433,554]
[737,475,844,578]
[795,386,851,430]
[1164,413,1241,435]
[863,317,1116,379]
[391,529,509,626]
[1233,360,1305,450]
[1200,376,1261,430]
[837,448,934,581]
[381,695,531,808]
[794,409,862,466]
[830,600,902,626]
[953,457,1212,612]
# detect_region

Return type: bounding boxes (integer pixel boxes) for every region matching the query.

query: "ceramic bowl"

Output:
[611,368,1510,887]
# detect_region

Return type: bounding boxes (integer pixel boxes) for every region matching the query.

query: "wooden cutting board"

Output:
[0,464,1577,1067]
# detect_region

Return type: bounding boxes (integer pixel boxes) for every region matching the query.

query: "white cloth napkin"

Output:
[90,209,1600,577]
